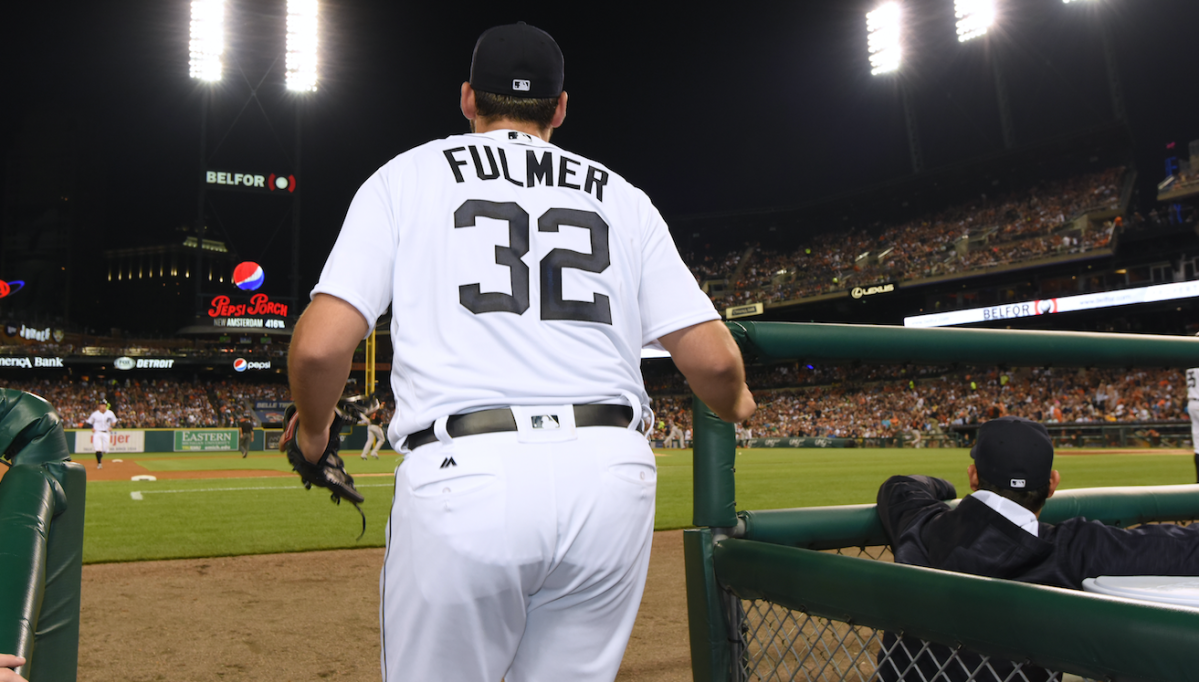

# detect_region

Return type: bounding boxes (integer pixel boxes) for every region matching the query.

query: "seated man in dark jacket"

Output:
[876,416,1199,681]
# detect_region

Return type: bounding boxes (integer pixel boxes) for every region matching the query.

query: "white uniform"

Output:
[86,407,118,466]
[1187,368,1199,481]
[314,128,717,681]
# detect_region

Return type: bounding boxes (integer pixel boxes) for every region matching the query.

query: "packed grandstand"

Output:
[2,155,1197,449]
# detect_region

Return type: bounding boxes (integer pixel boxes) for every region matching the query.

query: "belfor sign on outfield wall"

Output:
[74,430,145,453]
[174,429,238,451]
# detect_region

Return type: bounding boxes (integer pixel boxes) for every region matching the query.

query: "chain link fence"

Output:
[732,544,1112,682]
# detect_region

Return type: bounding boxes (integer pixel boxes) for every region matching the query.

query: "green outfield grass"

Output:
[80,447,1197,564]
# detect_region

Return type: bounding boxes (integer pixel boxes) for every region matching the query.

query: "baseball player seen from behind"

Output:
[286,22,755,682]
[85,400,117,469]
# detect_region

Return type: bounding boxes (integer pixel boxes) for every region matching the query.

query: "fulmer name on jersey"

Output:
[443,145,609,201]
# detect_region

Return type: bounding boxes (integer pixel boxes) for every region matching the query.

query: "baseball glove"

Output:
[280,402,366,538]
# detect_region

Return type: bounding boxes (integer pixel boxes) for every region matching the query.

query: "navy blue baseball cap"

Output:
[470,22,564,98]
[971,416,1054,491]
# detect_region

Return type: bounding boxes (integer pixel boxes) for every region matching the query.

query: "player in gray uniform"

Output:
[286,22,755,682]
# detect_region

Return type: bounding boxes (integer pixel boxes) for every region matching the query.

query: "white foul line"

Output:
[130,483,393,500]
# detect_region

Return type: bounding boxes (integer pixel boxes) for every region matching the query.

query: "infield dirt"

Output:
[78,531,691,681]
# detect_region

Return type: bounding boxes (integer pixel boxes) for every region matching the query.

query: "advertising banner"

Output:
[905,279,1199,328]
[75,430,146,453]
[174,429,238,452]
[726,302,764,320]
[744,436,856,449]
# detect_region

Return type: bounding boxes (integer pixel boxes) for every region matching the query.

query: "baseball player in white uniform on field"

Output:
[85,399,117,469]
[1188,367,1199,482]
[286,22,755,682]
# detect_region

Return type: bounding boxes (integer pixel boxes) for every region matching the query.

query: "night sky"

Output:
[3,0,1199,310]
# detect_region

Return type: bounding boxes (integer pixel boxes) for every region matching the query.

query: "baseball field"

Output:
[63,445,1195,681]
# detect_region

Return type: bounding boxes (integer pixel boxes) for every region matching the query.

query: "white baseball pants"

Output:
[93,431,111,453]
[380,423,655,682]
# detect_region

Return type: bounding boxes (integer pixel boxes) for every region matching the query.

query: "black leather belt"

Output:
[406,404,638,449]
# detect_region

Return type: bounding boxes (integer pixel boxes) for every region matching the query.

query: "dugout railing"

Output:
[684,322,1199,682]
[0,389,86,682]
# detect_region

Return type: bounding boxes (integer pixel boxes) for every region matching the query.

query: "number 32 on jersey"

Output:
[455,199,612,325]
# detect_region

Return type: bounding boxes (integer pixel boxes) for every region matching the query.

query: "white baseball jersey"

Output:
[313,129,718,448]
[86,409,117,432]
[1187,368,1199,402]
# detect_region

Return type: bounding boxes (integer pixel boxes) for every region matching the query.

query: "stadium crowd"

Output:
[4,356,1185,447]
[3,378,288,428]
[647,363,1190,445]
[685,167,1125,307]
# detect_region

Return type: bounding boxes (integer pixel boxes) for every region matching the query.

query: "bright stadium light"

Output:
[867,2,903,76]
[286,0,319,92]
[955,0,995,42]
[189,0,225,82]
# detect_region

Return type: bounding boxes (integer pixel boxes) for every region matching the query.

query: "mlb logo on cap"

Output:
[1010,478,1026,489]
[513,79,531,91]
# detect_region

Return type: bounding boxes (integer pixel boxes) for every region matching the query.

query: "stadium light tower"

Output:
[867,2,903,76]
[285,0,319,303]
[189,0,225,82]
[955,0,995,42]
[286,0,319,92]
[189,0,224,305]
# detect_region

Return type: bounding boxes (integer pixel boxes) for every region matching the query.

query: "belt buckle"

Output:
[510,404,577,443]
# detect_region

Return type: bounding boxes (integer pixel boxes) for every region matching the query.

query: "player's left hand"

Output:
[0,655,28,682]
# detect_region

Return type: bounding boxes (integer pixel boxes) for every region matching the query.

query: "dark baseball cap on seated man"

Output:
[470,22,564,98]
[970,416,1054,491]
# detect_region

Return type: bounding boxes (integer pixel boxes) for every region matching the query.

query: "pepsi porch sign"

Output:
[207,293,289,330]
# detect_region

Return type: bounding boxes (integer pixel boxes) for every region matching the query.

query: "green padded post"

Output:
[32,462,85,682]
[738,321,1199,368]
[684,528,732,682]
[0,466,56,679]
[0,389,82,682]
[691,395,737,529]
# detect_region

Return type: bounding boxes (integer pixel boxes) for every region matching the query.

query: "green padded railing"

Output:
[715,540,1199,681]
[686,321,1199,682]
[730,321,1199,368]
[739,484,1199,550]
[0,389,86,682]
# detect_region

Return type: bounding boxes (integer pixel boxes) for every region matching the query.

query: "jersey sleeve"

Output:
[636,196,719,345]
[310,167,399,336]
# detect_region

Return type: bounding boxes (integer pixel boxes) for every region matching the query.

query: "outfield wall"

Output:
[63,425,395,454]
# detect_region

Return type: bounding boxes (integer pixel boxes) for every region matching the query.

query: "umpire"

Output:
[286,22,755,682]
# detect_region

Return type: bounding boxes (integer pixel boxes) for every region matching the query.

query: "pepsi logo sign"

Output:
[233,262,265,291]
[0,280,26,299]
[234,358,271,372]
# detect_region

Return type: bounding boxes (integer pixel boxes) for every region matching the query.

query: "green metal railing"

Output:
[685,322,1199,682]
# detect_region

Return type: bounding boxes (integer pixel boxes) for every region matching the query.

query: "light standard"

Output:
[285,0,319,306]
[189,0,224,307]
